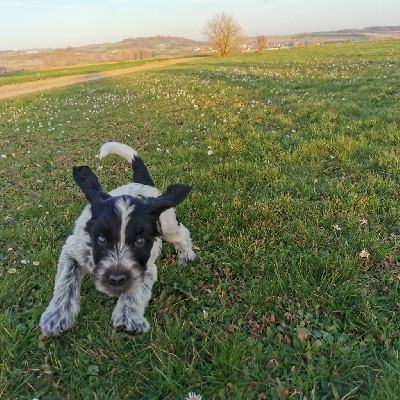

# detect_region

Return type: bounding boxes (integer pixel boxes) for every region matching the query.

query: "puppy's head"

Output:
[73,166,191,296]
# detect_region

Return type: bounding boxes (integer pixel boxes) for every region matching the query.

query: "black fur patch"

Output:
[132,156,154,187]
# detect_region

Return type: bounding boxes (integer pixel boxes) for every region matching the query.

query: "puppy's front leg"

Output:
[40,251,84,336]
[112,266,157,335]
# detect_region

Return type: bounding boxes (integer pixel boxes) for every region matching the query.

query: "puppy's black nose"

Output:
[109,274,127,286]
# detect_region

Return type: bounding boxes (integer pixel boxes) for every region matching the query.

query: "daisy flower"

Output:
[185,392,203,400]
[359,249,370,259]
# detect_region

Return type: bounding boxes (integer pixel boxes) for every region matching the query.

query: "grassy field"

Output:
[1,40,400,399]
[0,57,173,87]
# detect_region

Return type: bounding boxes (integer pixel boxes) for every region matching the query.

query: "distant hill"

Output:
[244,26,400,49]
[362,26,400,32]
[0,35,207,72]
[78,35,204,52]
[118,36,203,49]
[1,27,399,72]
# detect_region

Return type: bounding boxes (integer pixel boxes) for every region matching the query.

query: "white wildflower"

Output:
[359,249,370,259]
[186,392,202,400]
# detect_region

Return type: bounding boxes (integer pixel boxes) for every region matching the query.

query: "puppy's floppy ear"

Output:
[72,166,111,216]
[148,184,192,216]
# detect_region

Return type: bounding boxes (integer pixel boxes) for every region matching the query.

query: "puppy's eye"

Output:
[97,235,107,246]
[135,237,145,247]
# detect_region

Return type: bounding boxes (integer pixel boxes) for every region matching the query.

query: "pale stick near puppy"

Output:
[40,142,195,336]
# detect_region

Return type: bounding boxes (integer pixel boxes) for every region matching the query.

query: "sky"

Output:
[1,0,399,50]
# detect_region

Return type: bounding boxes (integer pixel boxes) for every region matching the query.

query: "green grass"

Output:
[0,57,174,87]
[1,39,400,399]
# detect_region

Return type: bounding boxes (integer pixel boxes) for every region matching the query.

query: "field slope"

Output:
[0,58,196,99]
[1,40,400,399]
[0,57,181,88]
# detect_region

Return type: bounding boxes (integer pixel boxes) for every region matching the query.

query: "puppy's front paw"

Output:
[112,313,150,335]
[40,305,76,336]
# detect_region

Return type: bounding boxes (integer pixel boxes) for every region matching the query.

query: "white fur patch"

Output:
[115,198,135,251]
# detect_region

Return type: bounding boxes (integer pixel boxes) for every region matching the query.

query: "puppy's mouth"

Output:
[96,281,131,297]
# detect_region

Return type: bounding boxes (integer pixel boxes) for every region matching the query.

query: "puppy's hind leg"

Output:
[40,249,84,336]
[160,210,196,265]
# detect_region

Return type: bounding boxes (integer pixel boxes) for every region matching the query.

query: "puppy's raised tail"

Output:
[99,142,154,186]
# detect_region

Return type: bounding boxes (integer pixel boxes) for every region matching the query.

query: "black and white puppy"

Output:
[40,142,195,336]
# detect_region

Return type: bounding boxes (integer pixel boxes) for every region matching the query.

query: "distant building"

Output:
[241,44,257,52]
[267,43,293,49]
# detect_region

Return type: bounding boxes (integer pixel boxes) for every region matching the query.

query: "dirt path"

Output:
[0,58,194,100]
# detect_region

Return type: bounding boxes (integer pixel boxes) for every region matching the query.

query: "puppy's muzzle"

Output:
[97,268,137,296]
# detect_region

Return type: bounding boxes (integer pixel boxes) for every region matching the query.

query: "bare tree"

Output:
[256,36,268,52]
[42,47,78,67]
[202,13,243,57]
